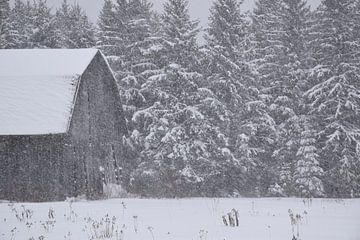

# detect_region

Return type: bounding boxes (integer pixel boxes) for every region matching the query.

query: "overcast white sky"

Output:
[13,0,322,26]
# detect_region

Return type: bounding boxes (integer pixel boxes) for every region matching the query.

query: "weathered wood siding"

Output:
[0,134,70,201]
[69,52,128,199]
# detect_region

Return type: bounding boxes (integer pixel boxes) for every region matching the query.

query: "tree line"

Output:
[0,0,95,49]
[1,0,359,198]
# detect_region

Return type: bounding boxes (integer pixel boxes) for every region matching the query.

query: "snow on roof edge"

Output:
[0,48,99,77]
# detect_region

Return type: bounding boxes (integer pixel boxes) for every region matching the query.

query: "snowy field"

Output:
[0,198,359,240]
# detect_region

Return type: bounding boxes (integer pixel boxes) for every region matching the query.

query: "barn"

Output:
[0,49,128,202]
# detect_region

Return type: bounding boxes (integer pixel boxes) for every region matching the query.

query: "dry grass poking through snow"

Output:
[0,198,360,240]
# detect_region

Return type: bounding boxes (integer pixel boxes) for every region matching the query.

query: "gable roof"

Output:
[0,49,99,135]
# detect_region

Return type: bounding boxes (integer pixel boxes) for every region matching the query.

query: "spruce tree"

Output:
[251,0,315,196]
[55,0,95,48]
[0,0,10,48]
[54,0,70,47]
[276,0,315,196]
[203,0,270,196]
[129,0,239,197]
[305,0,360,197]
[0,0,9,26]
[204,0,250,140]
[23,0,61,48]
[97,0,131,74]
[119,0,159,190]
[7,0,32,48]
[159,0,200,69]
[293,116,324,197]
[118,0,155,127]
[97,0,120,56]
[70,4,95,48]
[251,0,286,195]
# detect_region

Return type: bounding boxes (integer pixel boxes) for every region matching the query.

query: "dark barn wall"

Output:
[0,134,71,201]
[69,52,128,199]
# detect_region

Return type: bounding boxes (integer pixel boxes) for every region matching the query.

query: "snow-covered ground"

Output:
[0,198,359,240]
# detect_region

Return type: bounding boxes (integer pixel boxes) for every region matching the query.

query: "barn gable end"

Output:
[67,51,128,199]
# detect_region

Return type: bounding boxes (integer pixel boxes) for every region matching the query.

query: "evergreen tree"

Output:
[29,0,62,48]
[0,0,9,25]
[203,0,272,196]
[97,0,131,73]
[251,0,286,195]
[305,0,360,197]
[118,0,155,127]
[6,0,33,49]
[293,116,324,197]
[0,0,10,48]
[159,0,200,69]
[204,0,250,139]
[54,0,71,47]
[56,0,96,48]
[119,0,160,190]
[130,0,239,197]
[276,0,314,196]
[251,0,314,196]
[97,0,122,56]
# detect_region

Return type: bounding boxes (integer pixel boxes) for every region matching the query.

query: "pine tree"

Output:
[54,0,71,47]
[7,0,32,48]
[204,0,250,137]
[305,0,360,197]
[23,0,61,48]
[129,0,240,197]
[118,0,155,127]
[251,0,314,196]
[132,64,240,197]
[276,0,314,196]
[0,0,10,48]
[97,0,119,55]
[0,0,9,24]
[119,0,160,190]
[293,116,324,197]
[159,0,200,69]
[70,4,96,48]
[203,0,271,196]
[97,0,132,73]
[56,1,95,48]
[251,0,287,195]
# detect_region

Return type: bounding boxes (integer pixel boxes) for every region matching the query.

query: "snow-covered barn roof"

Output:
[0,49,99,135]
